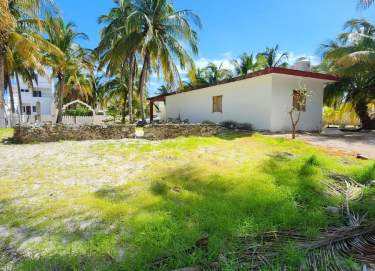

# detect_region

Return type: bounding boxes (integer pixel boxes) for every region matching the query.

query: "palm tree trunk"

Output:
[15,73,23,116]
[127,54,135,123]
[138,51,150,122]
[355,100,375,130]
[15,73,22,123]
[0,51,5,127]
[121,89,127,123]
[56,74,65,123]
[6,74,15,114]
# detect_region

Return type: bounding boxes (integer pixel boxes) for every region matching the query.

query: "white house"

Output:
[148,67,337,132]
[3,75,55,126]
[14,75,55,117]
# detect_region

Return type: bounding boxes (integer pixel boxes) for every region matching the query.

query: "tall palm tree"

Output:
[257,45,289,68]
[322,19,375,129]
[0,0,56,124]
[4,11,55,117]
[231,53,263,76]
[123,0,201,122]
[43,15,90,123]
[97,0,138,123]
[85,51,106,110]
[359,0,374,8]
[0,1,14,121]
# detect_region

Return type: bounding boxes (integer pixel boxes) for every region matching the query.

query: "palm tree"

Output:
[123,0,201,122]
[231,53,263,76]
[157,84,173,95]
[359,0,374,8]
[200,63,233,84]
[4,10,55,118]
[257,45,289,68]
[322,19,375,129]
[43,15,90,123]
[97,0,138,123]
[0,0,56,124]
[102,75,129,118]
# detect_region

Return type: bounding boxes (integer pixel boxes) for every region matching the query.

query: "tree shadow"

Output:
[215,131,254,141]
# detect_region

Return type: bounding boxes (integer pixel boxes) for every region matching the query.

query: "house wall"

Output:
[10,75,54,116]
[154,101,167,121]
[270,74,331,132]
[166,74,273,130]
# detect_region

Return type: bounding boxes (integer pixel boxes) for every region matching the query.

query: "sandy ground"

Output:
[274,129,375,159]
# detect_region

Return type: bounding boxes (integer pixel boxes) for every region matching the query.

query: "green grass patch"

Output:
[0,128,13,141]
[0,133,374,270]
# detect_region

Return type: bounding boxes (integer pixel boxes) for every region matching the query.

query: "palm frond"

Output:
[358,0,374,9]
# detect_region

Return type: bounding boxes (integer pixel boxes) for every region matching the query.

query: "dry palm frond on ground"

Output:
[234,174,375,270]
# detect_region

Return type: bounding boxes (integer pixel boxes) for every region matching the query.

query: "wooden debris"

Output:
[357,154,370,160]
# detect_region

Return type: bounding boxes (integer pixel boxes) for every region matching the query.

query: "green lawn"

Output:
[0,128,13,141]
[0,131,374,270]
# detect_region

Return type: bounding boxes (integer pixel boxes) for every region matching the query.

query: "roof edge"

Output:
[148,67,338,101]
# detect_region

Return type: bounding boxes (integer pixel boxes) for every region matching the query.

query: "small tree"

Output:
[289,85,310,139]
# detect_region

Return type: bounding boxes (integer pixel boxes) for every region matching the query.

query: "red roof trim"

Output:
[269,67,339,81]
[148,67,338,101]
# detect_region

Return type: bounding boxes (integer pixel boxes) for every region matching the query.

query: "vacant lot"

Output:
[0,129,374,270]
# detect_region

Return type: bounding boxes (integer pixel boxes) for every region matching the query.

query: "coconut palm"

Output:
[43,15,91,123]
[97,0,138,122]
[4,12,57,117]
[0,0,56,124]
[257,45,289,68]
[157,84,173,95]
[324,73,375,129]
[231,53,263,76]
[123,0,201,122]
[322,19,375,129]
[200,63,233,84]
[359,0,374,8]
[101,70,141,121]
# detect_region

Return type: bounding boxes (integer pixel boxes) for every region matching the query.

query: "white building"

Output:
[7,75,55,119]
[148,67,337,132]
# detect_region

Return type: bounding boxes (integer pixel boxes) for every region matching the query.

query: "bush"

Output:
[220,120,253,131]
[220,120,237,129]
[64,105,93,116]
[236,122,253,131]
[106,105,121,121]
[201,120,216,125]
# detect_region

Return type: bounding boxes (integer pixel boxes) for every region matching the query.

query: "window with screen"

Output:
[32,90,42,97]
[293,90,306,112]
[212,95,223,113]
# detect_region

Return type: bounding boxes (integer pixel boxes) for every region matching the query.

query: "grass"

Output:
[0,131,374,270]
[0,128,13,141]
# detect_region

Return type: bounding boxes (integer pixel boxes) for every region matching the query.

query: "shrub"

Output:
[106,105,121,121]
[220,120,238,129]
[236,122,253,131]
[64,105,93,116]
[201,120,216,125]
[220,120,253,131]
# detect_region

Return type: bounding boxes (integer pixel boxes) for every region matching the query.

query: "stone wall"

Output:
[142,124,224,140]
[13,124,224,143]
[13,125,136,143]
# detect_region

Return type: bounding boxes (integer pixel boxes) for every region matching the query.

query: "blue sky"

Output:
[56,0,374,95]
